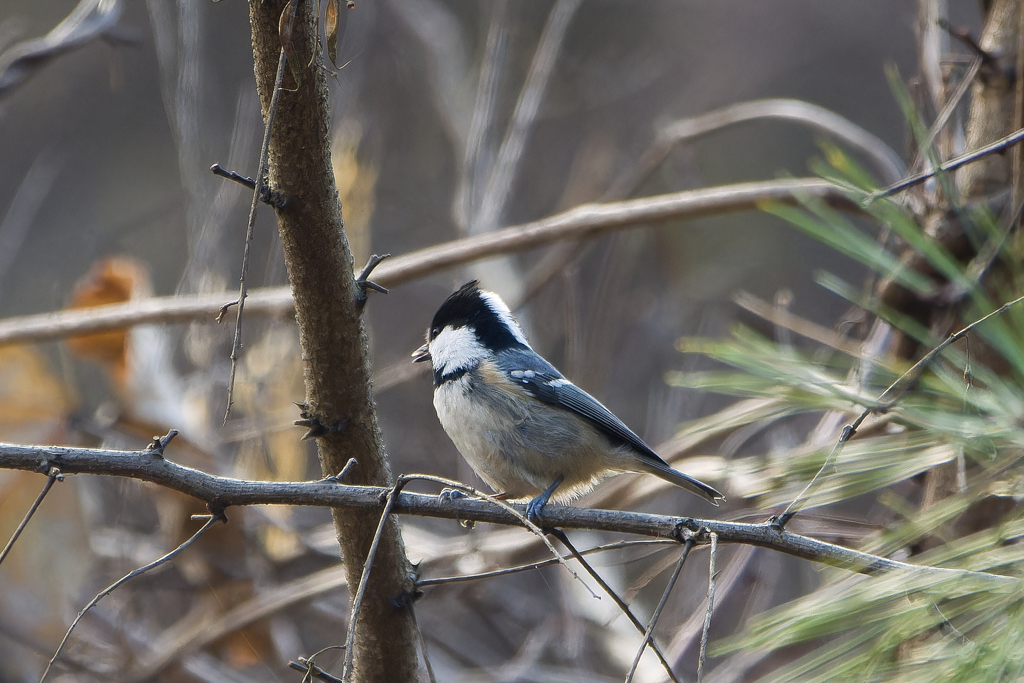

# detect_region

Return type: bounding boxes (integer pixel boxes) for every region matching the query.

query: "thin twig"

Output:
[624,539,694,683]
[401,474,592,593]
[210,163,257,190]
[473,0,581,231]
[211,163,288,208]
[341,478,408,682]
[550,529,681,683]
[867,125,1024,200]
[410,604,438,683]
[288,659,344,683]
[777,291,1024,526]
[662,545,757,665]
[696,533,718,683]
[328,457,359,483]
[941,19,999,68]
[289,645,347,683]
[0,466,62,567]
[651,99,906,186]
[520,96,906,304]
[0,178,852,347]
[224,19,292,424]
[132,540,673,679]
[39,513,225,682]
[453,1,506,231]
[733,290,866,358]
[354,253,391,311]
[416,539,675,587]
[129,564,350,681]
[339,480,541,681]
[911,56,983,174]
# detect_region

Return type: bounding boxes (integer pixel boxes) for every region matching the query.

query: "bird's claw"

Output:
[438,487,469,503]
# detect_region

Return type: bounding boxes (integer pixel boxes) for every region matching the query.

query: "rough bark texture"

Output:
[247,2,420,680]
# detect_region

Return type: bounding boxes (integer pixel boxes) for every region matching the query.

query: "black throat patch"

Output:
[435,366,470,386]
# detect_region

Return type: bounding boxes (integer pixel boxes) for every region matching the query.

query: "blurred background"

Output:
[0,1,986,681]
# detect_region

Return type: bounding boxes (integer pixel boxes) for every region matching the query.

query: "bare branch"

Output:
[134,530,656,680]
[415,539,676,587]
[405,474,595,596]
[624,540,693,683]
[608,99,906,198]
[911,56,982,173]
[290,656,345,683]
[224,31,290,423]
[696,533,718,683]
[0,178,852,347]
[868,125,1024,199]
[39,513,225,682]
[0,441,1013,582]
[383,178,855,287]
[733,290,865,357]
[0,0,126,99]
[0,287,293,347]
[341,478,404,682]
[473,0,581,232]
[129,564,349,681]
[0,466,62,566]
[551,529,680,683]
[453,1,507,232]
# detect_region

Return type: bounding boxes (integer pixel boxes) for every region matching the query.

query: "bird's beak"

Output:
[411,342,431,363]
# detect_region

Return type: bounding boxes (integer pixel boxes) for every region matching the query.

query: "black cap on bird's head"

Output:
[411,281,529,363]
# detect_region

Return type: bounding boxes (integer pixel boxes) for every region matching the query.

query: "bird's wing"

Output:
[495,349,668,466]
[494,349,724,504]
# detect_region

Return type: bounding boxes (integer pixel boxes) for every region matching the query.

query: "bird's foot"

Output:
[526,475,564,525]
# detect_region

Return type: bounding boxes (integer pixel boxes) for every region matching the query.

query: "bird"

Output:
[412,281,724,519]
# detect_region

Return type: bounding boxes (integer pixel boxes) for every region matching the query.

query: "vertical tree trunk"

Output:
[247,2,421,680]
[914,0,1023,538]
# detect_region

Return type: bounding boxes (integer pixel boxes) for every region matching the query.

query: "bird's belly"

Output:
[433,375,611,500]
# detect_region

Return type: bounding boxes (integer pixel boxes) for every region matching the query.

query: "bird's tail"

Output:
[633,458,725,506]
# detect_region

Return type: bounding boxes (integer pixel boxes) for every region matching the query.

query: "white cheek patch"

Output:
[429,326,488,373]
[479,290,530,347]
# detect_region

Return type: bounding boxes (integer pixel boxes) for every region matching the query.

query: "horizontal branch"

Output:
[0,178,851,346]
[0,439,1011,583]
[0,287,295,347]
[659,99,906,184]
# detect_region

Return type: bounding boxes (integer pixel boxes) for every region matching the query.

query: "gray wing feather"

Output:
[545,380,666,462]
[494,349,667,464]
[494,348,724,505]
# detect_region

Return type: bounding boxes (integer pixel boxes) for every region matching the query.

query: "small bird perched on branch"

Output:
[413,281,724,519]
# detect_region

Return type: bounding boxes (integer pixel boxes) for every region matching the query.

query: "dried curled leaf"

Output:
[326,0,340,67]
[279,0,302,88]
[66,256,152,381]
[279,0,296,49]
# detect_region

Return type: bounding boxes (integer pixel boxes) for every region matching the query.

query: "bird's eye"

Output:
[431,326,440,338]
